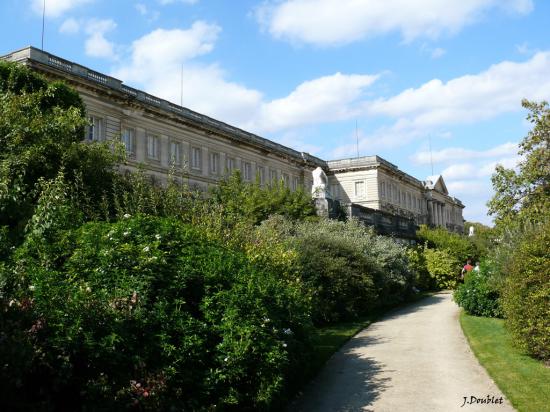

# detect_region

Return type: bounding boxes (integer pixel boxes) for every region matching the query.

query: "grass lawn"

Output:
[460,312,550,412]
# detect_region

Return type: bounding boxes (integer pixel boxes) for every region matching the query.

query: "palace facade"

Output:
[2,46,464,235]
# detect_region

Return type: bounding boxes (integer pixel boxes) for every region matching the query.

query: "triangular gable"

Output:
[425,175,449,195]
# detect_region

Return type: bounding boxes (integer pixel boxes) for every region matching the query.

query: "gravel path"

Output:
[288,292,515,412]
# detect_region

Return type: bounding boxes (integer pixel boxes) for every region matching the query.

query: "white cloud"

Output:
[248,72,378,132]
[412,142,518,165]
[431,47,446,59]
[31,0,94,18]
[84,19,117,59]
[255,0,533,46]
[112,22,378,133]
[59,17,80,34]
[367,52,550,127]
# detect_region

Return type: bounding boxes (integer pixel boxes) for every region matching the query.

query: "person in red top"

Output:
[461,259,474,282]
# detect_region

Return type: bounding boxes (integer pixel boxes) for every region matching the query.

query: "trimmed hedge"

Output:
[501,221,550,361]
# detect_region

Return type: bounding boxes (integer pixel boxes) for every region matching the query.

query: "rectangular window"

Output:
[191,147,201,170]
[226,157,235,174]
[380,181,386,198]
[243,161,252,181]
[147,135,159,160]
[270,169,278,184]
[282,173,290,187]
[407,193,412,209]
[210,152,220,174]
[393,185,398,202]
[401,191,406,206]
[257,166,265,185]
[170,141,181,165]
[87,116,103,141]
[121,128,135,155]
[355,181,365,197]
[292,177,299,191]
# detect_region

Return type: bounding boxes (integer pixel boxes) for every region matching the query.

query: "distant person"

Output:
[461,259,474,282]
[473,262,480,273]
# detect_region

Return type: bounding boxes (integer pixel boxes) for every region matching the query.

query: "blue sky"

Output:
[2,0,550,224]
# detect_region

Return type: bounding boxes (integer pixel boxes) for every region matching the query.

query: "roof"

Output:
[1,46,326,169]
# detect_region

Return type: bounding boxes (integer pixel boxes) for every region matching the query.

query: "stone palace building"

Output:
[2,46,464,237]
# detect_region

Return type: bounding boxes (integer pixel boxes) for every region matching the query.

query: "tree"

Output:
[488,100,550,226]
[0,61,120,244]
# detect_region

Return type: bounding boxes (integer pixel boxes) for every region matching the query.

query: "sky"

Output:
[1,0,549,225]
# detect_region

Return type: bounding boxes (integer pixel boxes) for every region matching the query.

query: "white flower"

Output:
[29,285,36,291]
[123,213,131,219]
[143,246,150,252]
[123,231,130,237]
[155,234,161,240]
[86,286,92,292]
[283,328,293,335]
[224,357,229,362]
[282,343,287,348]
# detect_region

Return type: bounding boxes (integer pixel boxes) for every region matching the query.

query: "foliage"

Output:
[417,224,476,261]
[454,263,503,318]
[0,215,313,411]
[463,221,495,259]
[407,246,435,290]
[423,246,461,289]
[210,171,317,226]
[501,221,550,361]
[0,60,120,243]
[488,99,550,226]
[282,217,413,324]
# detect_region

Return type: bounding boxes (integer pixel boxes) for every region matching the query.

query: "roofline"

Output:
[1,46,326,169]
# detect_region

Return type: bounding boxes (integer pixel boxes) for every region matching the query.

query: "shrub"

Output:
[454,263,503,318]
[417,225,476,261]
[287,218,412,324]
[407,246,435,291]
[501,221,550,361]
[0,215,313,411]
[423,246,461,289]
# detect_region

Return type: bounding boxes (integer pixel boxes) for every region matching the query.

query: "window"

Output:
[121,128,135,155]
[393,185,398,202]
[210,152,220,174]
[257,166,265,185]
[401,191,406,206]
[388,184,392,200]
[191,147,201,170]
[170,141,181,165]
[407,193,412,209]
[270,169,278,184]
[355,181,365,197]
[243,161,252,181]
[282,173,290,187]
[147,135,159,160]
[380,181,386,198]
[226,157,235,174]
[87,116,103,141]
[292,177,299,191]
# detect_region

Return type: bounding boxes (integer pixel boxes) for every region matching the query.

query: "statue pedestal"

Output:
[314,197,331,218]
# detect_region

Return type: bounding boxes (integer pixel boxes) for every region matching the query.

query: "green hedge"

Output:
[454,264,502,318]
[0,215,313,411]
[501,221,550,361]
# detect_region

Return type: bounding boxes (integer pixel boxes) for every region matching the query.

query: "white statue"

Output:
[468,225,475,237]
[311,167,331,198]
